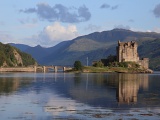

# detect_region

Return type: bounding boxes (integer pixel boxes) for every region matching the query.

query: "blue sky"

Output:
[0,0,160,47]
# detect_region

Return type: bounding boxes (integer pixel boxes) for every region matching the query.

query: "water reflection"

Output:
[71,73,150,106]
[0,76,31,95]
[0,73,154,107]
[0,72,159,120]
[117,74,148,104]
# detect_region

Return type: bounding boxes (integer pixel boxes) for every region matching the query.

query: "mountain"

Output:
[0,42,36,67]
[25,45,48,61]
[10,41,73,63]
[10,29,160,69]
[9,43,30,51]
[10,43,48,61]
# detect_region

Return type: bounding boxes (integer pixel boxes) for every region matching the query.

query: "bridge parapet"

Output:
[36,66,72,72]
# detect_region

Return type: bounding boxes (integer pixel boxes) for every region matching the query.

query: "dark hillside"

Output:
[0,42,36,67]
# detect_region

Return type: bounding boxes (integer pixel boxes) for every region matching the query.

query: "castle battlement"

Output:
[118,40,138,47]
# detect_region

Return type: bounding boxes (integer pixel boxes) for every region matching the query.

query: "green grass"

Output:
[82,66,111,72]
[81,66,129,73]
[79,66,151,73]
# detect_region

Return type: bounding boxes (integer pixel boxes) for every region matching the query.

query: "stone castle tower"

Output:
[117,40,139,62]
[116,40,149,69]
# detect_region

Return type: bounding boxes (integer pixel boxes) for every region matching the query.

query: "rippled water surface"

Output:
[0,72,160,120]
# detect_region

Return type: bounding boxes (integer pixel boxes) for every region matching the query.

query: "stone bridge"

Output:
[0,66,73,72]
[36,66,72,72]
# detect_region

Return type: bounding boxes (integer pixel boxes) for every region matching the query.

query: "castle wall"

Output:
[138,58,149,69]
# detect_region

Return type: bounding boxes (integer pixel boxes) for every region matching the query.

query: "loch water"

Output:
[0,72,160,120]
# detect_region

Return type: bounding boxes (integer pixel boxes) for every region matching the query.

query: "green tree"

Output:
[74,61,83,71]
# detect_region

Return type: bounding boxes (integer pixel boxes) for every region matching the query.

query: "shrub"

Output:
[108,62,137,68]
[118,62,128,67]
[93,61,104,67]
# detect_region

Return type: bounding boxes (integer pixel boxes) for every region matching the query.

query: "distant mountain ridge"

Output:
[10,29,160,70]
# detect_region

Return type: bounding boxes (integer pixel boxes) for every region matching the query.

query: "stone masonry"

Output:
[116,40,149,69]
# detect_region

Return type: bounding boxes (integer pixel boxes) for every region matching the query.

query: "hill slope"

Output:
[10,29,160,69]
[0,42,36,67]
[138,39,160,70]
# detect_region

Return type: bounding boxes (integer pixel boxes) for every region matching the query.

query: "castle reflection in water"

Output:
[116,74,148,104]
[0,73,149,106]
[70,73,149,106]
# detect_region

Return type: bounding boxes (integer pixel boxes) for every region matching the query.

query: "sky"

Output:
[0,0,160,47]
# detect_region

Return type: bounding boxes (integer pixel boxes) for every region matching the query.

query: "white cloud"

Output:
[9,22,78,47]
[43,22,78,41]
[35,22,79,47]
[146,30,152,32]
[145,28,160,33]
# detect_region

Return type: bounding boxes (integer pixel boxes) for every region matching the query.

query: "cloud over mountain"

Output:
[85,24,101,32]
[37,22,78,46]
[114,24,130,30]
[20,3,91,23]
[0,31,16,44]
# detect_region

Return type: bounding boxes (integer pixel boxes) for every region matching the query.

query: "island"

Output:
[72,40,153,73]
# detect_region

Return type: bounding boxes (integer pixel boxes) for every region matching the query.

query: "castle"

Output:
[116,40,149,69]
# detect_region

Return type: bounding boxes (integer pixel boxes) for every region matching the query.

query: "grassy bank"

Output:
[68,66,153,73]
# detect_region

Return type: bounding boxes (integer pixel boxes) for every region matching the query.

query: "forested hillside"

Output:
[0,42,36,67]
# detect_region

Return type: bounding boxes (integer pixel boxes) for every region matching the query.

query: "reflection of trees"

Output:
[0,77,31,95]
[0,78,20,94]
[74,73,82,86]
[117,74,148,104]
